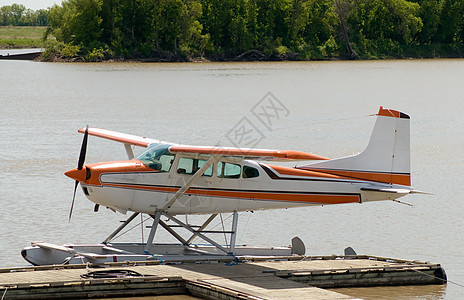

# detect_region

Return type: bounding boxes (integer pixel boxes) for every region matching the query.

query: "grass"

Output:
[0,26,53,48]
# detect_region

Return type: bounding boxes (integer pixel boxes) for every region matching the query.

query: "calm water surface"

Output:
[1,59,463,299]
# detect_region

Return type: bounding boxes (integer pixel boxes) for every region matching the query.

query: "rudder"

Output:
[299,107,411,186]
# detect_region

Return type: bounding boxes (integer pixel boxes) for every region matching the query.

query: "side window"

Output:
[198,159,213,177]
[159,154,175,172]
[243,166,259,178]
[177,158,212,177]
[217,162,241,179]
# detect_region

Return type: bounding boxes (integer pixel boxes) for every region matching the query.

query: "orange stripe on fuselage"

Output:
[295,167,411,186]
[267,165,350,180]
[83,160,154,185]
[100,183,360,205]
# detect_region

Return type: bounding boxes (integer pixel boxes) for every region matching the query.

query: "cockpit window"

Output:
[177,158,213,176]
[136,144,174,172]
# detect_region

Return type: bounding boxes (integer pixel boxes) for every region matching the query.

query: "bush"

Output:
[317,36,339,57]
[40,40,64,61]
[61,43,80,58]
[85,47,105,61]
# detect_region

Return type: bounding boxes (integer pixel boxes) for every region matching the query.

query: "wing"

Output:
[169,145,329,161]
[79,128,329,161]
[78,127,172,147]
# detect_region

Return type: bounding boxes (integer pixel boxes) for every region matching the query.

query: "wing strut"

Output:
[124,144,135,159]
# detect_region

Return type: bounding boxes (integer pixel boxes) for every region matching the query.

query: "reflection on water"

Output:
[101,296,199,300]
[1,59,463,299]
[333,285,447,300]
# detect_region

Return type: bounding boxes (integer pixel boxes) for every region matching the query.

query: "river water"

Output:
[1,56,463,299]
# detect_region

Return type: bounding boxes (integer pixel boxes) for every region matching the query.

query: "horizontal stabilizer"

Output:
[410,190,433,195]
[362,187,431,195]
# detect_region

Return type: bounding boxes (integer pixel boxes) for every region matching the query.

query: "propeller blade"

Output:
[77,125,89,170]
[68,125,89,222]
[69,180,79,222]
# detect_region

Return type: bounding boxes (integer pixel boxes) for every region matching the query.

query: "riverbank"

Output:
[2,33,463,63]
[0,26,52,49]
[2,26,463,62]
[38,45,464,63]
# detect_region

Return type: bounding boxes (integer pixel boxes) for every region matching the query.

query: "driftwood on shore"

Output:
[234,49,300,61]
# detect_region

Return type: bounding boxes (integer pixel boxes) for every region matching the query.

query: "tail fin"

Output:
[300,107,411,186]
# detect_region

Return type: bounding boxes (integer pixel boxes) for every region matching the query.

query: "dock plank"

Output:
[0,256,445,299]
[199,277,353,299]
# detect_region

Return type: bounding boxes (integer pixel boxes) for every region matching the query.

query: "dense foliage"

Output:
[11,0,464,60]
[0,4,48,26]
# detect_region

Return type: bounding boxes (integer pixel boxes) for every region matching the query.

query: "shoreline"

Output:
[2,47,463,62]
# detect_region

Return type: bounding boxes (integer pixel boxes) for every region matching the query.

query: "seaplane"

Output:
[22,107,422,266]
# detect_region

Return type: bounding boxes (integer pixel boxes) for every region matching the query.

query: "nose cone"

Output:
[65,167,87,182]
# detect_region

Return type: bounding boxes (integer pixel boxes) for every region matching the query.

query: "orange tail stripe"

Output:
[298,168,411,186]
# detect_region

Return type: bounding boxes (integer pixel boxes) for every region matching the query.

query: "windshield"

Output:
[135,143,174,171]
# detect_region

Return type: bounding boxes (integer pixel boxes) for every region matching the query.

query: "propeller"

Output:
[68,125,89,222]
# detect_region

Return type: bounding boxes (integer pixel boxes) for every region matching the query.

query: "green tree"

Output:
[111,0,153,54]
[36,9,49,26]
[437,0,464,42]
[11,3,26,25]
[0,5,14,25]
[0,5,48,26]
[333,0,357,58]
[411,0,441,43]
[286,0,310,46]
[228,0,256,53]
[100,0,115,45]
[304,0,337,45]
[254,0,288,51]
[0,4,27,25]
[201,0,256,54]
[351,0,422,48]
[47,0,103,48]
[154,0,187,51]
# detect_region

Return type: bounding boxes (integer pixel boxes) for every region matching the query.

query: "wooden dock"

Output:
[0,255,446,299]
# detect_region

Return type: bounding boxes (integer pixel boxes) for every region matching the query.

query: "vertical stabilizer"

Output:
[300,107,410,186]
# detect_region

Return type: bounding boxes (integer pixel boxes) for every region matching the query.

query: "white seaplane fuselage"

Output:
[67,107,414,216]
[79,156,407,216]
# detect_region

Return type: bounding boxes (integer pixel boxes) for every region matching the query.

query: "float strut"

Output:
[186,213,218,244]
[162,212,229,254]
[102,212,139,244]
[145,211,162,253]
[229,211,238,254]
